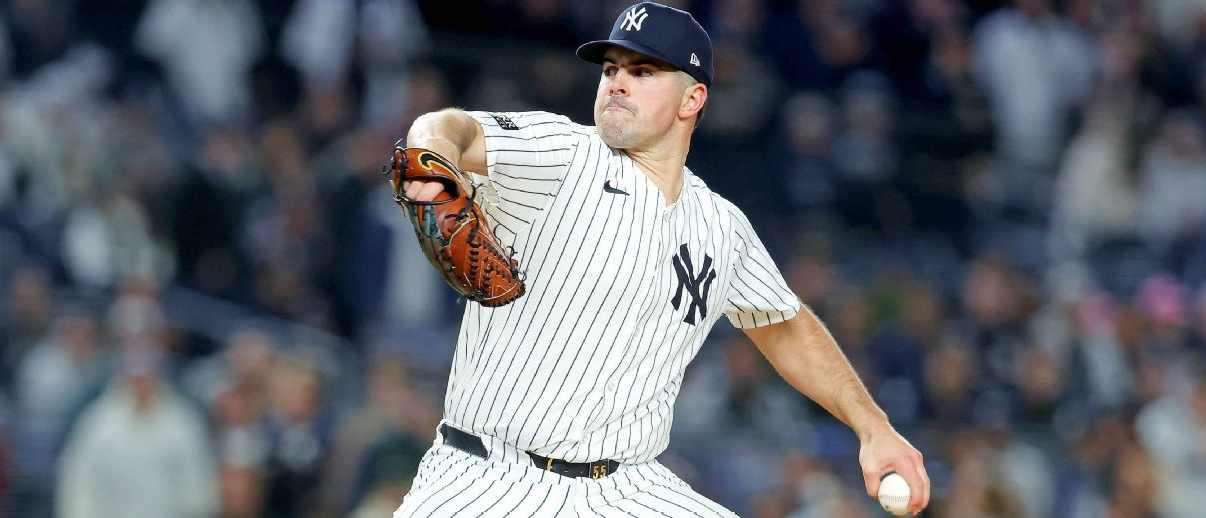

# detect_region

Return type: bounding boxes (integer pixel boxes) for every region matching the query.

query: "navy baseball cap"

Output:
[576,2,714,87]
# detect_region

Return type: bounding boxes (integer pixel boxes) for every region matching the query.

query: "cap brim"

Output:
[575,39,673,67]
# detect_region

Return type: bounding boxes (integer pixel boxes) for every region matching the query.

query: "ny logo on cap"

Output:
[622,6,649,31]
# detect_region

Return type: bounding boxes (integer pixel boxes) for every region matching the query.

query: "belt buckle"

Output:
[591,463,608,479]
[545,457,556,472]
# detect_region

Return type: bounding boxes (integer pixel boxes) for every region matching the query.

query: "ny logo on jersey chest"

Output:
[670,244,716,325]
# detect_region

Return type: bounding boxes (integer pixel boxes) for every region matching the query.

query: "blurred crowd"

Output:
[1,0,1205,517]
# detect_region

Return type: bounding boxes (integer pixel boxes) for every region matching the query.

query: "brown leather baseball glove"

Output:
[382,140,525,307]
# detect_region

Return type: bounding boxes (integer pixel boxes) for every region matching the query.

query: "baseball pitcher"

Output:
[384,3,931,516]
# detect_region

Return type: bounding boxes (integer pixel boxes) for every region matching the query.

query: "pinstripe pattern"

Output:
[397,110,798,516]
[393,431,738,517]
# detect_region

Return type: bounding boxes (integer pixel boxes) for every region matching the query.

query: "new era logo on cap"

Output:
[622,6,649,31]
[575,2,715,86]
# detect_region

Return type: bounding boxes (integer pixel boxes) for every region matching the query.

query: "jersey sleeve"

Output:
[723,207,802,328]
[467,110,577,183]
[465,111,580,245]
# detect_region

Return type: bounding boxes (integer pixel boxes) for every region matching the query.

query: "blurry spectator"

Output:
[187,326,277,422]
[783,237,842,307]
[763,0,871,91]
[13,308,107,485]
[1108,442,1159,518]
[524,52,587,118]
[61,187,173,290]
[357,0,429,126]
[332,121,461,350]
[779,92,839,217]
[1136,363,1206,517]
[973,0,1096,213]
[1,265,53,384]
[345,429,427,518]
[866,0,964,98]
[674,335,815,513]
[262,348,332,518]
[865,279,939,426]
[281,0,358,89]
[136,0,265,124]
[699,38,779,137]
[172,126,261,298]
[316,350,437,518]
[1049,80,1143,262]
[958,253,1036,384]
[1137,110,1206,250]
[937,436,1026,517]
[697,0,778,137]
[773,449,875,517]
[1,44,114,224]
[896,28,989,250]
[188,327,277,489]
[676,336,813,448]
[1069,293,1139,410]
[56,343,218,518]
[219,464,265,518]
[107,278,172,347]
[280,0,427,143]
[242,120,334,327]
[1052,413,1127,517]
[318,127,441,340]
[994,429,1058,518]
[398,64,452,129]
[1135,273,1192,354]
[921,339,979,425]
[831,72,899,231]
[109,99,179,214]
[209,339,274,518]
[1011,345,1067,431]
[1148,0,1206,51]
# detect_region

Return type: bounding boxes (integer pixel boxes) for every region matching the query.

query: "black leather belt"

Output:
[439,423,620,479]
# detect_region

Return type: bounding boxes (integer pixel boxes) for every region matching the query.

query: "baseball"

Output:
[878,472,911,516]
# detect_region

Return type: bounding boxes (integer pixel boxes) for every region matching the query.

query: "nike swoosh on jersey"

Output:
[603,180,629,195]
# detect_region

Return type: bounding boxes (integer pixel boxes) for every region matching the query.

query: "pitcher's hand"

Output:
[859,424,930,515]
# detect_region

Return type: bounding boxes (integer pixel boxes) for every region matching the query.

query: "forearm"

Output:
[405,108,482,170]
[746,308,889,440]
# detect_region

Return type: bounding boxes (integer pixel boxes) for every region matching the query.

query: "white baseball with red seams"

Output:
[878,472,911,516]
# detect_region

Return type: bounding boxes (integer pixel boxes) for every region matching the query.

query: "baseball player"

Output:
[392,3,931,516]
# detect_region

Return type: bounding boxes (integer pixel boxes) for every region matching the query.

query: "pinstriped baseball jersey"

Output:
[443,110,801,464]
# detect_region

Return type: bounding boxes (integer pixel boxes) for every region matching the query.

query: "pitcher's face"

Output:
[594,47,686,149]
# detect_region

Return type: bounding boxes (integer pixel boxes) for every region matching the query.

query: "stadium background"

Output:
[1,0,1206,516]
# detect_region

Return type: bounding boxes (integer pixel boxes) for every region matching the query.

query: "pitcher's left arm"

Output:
[742,306,931,515]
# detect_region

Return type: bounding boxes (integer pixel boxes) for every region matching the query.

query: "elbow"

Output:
[406,108,476,149]
[407,108,460,136]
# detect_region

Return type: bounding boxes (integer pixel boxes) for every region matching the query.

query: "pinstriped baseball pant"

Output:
[392,426,738,517]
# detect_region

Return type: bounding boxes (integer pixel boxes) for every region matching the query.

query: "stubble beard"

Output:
[598,113,640,149]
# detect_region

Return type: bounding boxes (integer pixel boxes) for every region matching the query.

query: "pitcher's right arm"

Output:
[403,108,488,201]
